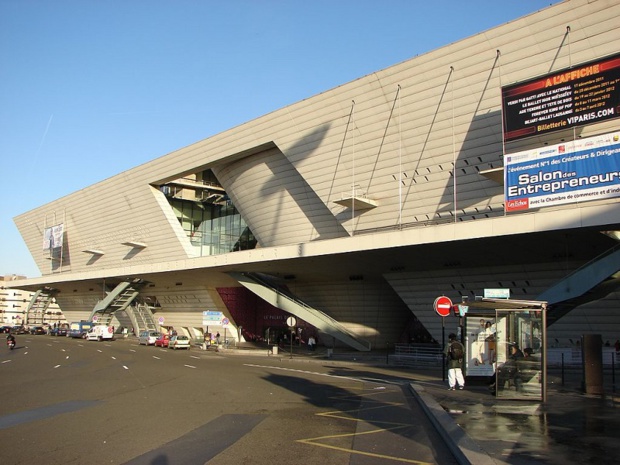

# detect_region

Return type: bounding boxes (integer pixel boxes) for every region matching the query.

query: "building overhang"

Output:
[10,200,620,293]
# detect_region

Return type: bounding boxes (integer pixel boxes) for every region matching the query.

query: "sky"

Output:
[1,0,559,278]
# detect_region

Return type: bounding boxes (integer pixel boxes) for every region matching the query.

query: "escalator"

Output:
[229,272,371,351]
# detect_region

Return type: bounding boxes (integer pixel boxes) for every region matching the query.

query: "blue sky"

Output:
[1,0,558,278]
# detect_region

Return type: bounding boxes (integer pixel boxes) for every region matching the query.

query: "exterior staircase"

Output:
[89,280,157,334]
[25,288,57,325]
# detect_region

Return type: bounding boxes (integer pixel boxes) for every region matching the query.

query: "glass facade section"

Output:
[169,198,257,257]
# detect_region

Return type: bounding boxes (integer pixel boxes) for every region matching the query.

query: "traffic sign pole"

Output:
[434,296,453,381]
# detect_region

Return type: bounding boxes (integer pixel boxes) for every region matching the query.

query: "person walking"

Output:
[445,333,465,390]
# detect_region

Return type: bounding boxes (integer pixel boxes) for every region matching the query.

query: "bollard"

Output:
[612,352,616,393]
[582,334,603,395]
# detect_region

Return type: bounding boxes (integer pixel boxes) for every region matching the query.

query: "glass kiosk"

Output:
[461,298,547,401]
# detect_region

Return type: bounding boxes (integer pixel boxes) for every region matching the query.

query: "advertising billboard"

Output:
[504,131,620,212]
[502,53,620,142]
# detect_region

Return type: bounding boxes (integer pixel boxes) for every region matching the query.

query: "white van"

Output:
[138,330,160,345]
[85,325,114,341]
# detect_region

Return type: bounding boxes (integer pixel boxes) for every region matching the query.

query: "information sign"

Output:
[202,311,223,325]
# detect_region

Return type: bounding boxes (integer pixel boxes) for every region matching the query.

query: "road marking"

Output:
[53,365,61,369]
[66,356,69,359]
[297,389,428,465]
[130,349,136,352]
[190,355,200,359]
[97,350,102,353]
[2,360,11,364]
[123,366,129,370]
[111,356,116,360]
[152,356,160,360]
[297,433,431,464]
[184,365,196,369]
[243,364,399,385]
[245,365,426,464]
[244,364,358,381]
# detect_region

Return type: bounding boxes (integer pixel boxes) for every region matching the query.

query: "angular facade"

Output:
[13,0,620,349]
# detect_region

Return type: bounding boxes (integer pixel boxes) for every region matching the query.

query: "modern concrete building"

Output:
[11,0,620,350]
[1,275,65,328]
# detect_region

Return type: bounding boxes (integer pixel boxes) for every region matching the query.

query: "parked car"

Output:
[168,335,191,350]
[138,330,160,346]
[30,326,46,335]
[12,326,27,334]
[50,325,69,336]
[0,326,13,334]
[154,334,170,348]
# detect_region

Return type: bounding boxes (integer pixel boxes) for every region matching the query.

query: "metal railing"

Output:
[391,343,443,367]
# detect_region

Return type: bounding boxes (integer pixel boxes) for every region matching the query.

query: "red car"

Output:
[154,334,170,348]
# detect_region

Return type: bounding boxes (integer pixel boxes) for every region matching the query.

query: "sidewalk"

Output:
[410,368,620,464]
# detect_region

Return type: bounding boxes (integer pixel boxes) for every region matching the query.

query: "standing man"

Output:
[445,333,465,390]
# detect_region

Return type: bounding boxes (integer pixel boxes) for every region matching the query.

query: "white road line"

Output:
[190,355,200,359]
[152,356,160,360]
[129,349,136,352]
[66,356,69,359]
[2,360,11,364]
[184,365,196,369]
[54,365,61,368]
[111,356,116,360]
[123,366,129,370]
[243,363,398,385]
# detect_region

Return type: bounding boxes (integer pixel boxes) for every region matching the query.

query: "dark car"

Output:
[12,326,27,334]
[50,325,69,336]
[0,326,13,334]
[30,326,46,335]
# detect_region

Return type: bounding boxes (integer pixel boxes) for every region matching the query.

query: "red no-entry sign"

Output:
[433,296,453,317]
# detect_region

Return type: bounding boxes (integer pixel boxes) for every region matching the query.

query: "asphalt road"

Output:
[0,336,457,465]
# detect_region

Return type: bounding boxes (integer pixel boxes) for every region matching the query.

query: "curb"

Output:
[409,383,497,465]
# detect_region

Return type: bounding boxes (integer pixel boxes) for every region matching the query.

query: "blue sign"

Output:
[505,131,620,211]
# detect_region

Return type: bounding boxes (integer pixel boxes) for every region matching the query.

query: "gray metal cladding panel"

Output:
[213,146,348,247]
